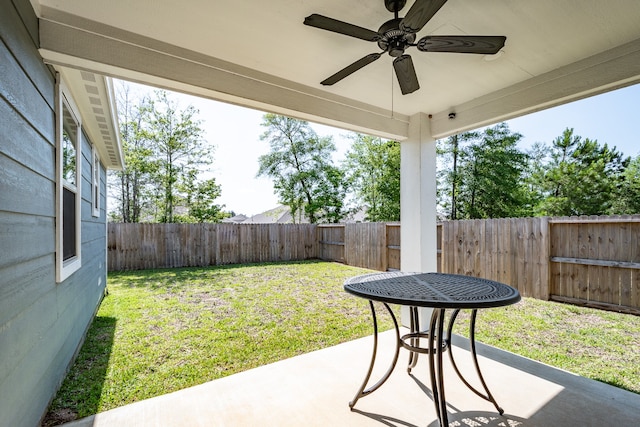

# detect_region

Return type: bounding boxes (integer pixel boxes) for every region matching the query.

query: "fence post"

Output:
[539,217,551,300]
[382,223,389,272]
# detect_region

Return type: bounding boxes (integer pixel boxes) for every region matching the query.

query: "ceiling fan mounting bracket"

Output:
[384,0,407,13]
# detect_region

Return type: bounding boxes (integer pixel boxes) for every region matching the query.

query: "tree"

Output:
[145,91,218,223]
[438,123,530,219]
[612,155,640,214]
[257,114,347,223]
[179,171,228,222]
[109,86,226,223]
[109,84,157,222]
[344,134,400,221]
[521,142,549,212]
[534,128,628,216]
[437,131,479,219]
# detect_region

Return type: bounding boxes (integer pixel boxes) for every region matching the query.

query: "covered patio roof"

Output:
[26,3,640,424]
[32,0,640,140]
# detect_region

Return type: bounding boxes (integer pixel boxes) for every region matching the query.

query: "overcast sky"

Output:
[118,81,640,216]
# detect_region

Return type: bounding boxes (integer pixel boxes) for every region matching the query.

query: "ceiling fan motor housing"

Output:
[377,18,416,57]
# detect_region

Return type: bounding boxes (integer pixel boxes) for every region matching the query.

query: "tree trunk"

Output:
[451,134,458,220]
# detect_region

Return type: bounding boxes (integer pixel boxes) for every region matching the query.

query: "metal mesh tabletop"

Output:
[344,272,520,309]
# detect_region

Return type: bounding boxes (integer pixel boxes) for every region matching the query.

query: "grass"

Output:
[44,261,640,424]
[452,297,640,393]
[44,261,388,425]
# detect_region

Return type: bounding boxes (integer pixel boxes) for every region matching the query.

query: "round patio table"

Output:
[344,271,521,427]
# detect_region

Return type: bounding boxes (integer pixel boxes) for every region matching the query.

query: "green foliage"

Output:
[613,156,640,213]
[257,114,347,223]
[439,125,639,219]
[344,135,400,221]
[532,128,629,216]
[438,132,478,219]
[146,91,216,223]
[179,172,228,223]
[109,85,226,223]
[110,87,158,223]
[520,142,549,214]
[438,123,530,219]
[61,133,77,185]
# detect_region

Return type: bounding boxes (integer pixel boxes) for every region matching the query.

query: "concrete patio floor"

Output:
[62,330,640,427]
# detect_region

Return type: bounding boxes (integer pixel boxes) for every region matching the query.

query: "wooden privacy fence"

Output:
[317,223,396,271]
[440,217,551,301]
[317,222,431,272]
[548,217,640,313]
[109,215,640,314]
[444,216,640,314]
[108,223,317,271]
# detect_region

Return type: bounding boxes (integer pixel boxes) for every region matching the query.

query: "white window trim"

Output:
[92,145,100,217]
[55,76,82,283]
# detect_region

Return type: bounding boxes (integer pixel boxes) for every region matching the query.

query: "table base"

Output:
[349,302,504,427]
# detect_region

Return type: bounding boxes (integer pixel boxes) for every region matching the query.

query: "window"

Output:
[92,146,100,217]
[56,77,82,282]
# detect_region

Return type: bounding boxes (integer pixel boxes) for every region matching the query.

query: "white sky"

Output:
[117,82,640,216]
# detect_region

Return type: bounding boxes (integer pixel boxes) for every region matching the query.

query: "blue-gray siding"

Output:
[0,0,108,426]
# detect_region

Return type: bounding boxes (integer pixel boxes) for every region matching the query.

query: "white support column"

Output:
[400,112,438,328]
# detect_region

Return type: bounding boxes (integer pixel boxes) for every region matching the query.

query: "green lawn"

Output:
[453,297,640,393]
[44,261,640,425]
[44,261,385,425]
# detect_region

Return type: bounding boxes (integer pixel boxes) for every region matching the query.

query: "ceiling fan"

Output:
[304,0,506,95]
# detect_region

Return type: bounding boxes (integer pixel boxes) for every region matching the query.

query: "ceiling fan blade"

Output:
[321,53,382,86]
[393,55,420,95]
[400,0,448,34]
[304,14,380,42]
[417,35,506,54]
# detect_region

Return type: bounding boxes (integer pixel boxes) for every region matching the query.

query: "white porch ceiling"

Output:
[32,0,640,140]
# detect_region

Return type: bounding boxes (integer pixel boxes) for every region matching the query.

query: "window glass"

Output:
[62,105,77,187]
[56,87,82,282]
[63,187,77,260]
[92,148,100,216]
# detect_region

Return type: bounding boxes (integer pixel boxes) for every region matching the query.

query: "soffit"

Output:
[58,67,124,170]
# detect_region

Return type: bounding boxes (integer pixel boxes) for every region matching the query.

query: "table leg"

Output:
[349,301,401,409]
[407,306,419,373]
[436,310,448,426]
[428,308,449,427]
[350,304,504,426]
[446,309,504,414]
